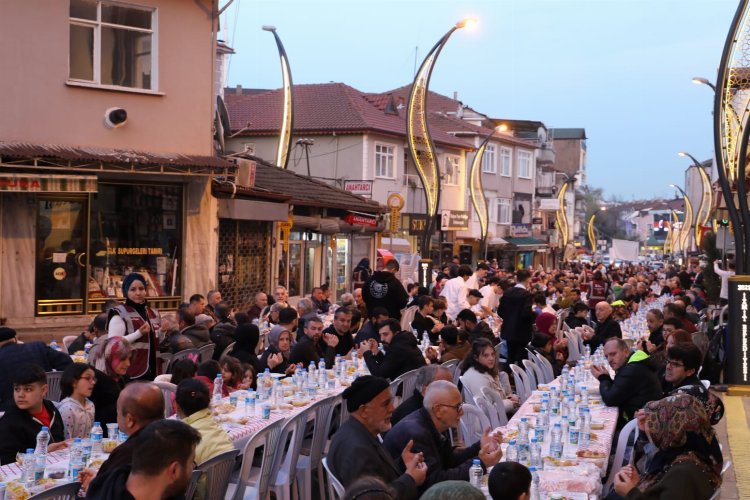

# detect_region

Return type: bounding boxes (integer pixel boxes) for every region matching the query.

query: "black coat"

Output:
[383,407,481,492]
[0,341,72,407]
[363,332,426,381]
[327,417,418,500]
[289,335,336,369]
[258,345,291,374]
[87,465,136,500]
[588,316,622,351]
[180,324,211,349]
[90,369,128,435]
[322,325,355,357]
[597,351,662,428]
[390,389,423,427]
[211,321,237,360]
[362,271,409,320]
[94,427,144,480]
[498,287,535,343]
[0,399,65,465]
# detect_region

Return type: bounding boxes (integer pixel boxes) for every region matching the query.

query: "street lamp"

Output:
[407,18,475,279]
[691,76,717,91]
[587,207,606,262]
[669,184,694,259]
[555,174,575,263]
[263,25,294,170]
[677,151,714,248]
[470,131,493,260]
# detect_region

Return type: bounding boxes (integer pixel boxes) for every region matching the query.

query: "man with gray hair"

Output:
[339,292,355,308]
[582,301,622,351]
[384,380,502,492]
[391,365,453,426]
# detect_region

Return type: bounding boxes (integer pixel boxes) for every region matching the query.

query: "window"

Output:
[500,147,512,177]
[69,0,156,90]
[518,150,532,179]
[482,144,496,174]
[443,155,460,185]
[375,144,395,178]
[496,198,511,224]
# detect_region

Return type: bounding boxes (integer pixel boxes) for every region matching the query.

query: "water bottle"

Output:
[35,426,50,456]
[23,448,35,487]
[579,408,592,446]
[530,438,543,469]
[245,391,256,416]
[81,438,92,464]
[469,458,483,488]
[213,374,223,404]
[568,418,580,445]
[534,411,547,443]
[581,386,589,406]
[308,361,317,378]
[334,354,342,376]
[505,439,518,463]
[529,466,541,500]
[517,419,530,465]
[90,421,103,454]
[50,338,59,351]
[412,327,419,339]
[117,431,128,444]
[68,438,83,480]
[560,396,569,419]
[84,341,93,356]
[550,423,563,459]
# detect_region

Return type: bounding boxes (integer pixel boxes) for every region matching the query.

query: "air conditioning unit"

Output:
[237,158,256,188]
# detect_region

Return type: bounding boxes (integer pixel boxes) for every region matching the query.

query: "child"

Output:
[170,358,197,386]
[56,363,96,439]
[194,360,229,397]
[488,462,532,500]
[0,364,67,464]
[219,356,243,392]
[240,362,257,390]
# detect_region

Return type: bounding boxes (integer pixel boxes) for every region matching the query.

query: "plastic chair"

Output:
[509,364,531,403]
[220,342,237,360]
[441,359,461,386]
[474,394,504,429]
[564,331,581,363]
[495,340,508,364]
[533,352,555,384]
[168,348,200,373]
[197,343,216,364]
[701,379,711,389]
[322,456,345,500]
[458,403,490,445]
[296,396,338,500]
[195,448,240,500]
[154,373,173,383]
[522,359,541,391]
[269,405,315,500]
[62,335,79,353]
[45,371,63,403]
[229,419,283,500]
[458,375,476,404]
[396,368,421,401]
[603,418,639,494]
[184,469,202,500]
[27,481,81,499]
[157,352,173,375]
[479,386,510,426]
[152,381,177,418]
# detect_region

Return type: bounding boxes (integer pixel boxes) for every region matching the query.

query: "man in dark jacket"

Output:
[363,259,409,320]
[327,376,426,499]
[354,307,390,345]
[664,343,724,425]
[87,419,200,500]
[0,327,72,408]
[383,380,502,493]
[322,307,354,356]
[0,365,66,464]
[209,302,237,359]
[497,270,535,367]
[591,338,662,429]
[455,308,497,346]
[391,365,453,426]
[289,317,338,368]
[68,313,108,354]
[173,308,211,352]
[358,319,426,381]
[584,302,622,352]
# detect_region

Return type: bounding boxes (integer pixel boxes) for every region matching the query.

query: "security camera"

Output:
[104,107,128,129]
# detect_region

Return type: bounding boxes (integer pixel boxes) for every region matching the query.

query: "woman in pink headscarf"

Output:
[89,336,133,435]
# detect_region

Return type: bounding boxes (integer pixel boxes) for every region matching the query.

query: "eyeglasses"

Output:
[666,359,685,368]
[436,402,464,412]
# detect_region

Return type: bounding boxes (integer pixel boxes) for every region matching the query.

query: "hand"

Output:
[78,468,97,490]
[284,363,296,376]
[645,340,657,353]
[479,441,503,467]
[591,365,608,378]
[48,441,69,453]
[401,440,427,486]
[432,323,443,333]
[425,346,438,362]
[138,322,151,336]
[613,465,640,496]
[356,342,371,357]
[267,352,283,369]
[555,350,566,362]
[480,427,502,451]
[509,394,520,407]
[367,338,379,355]
[323,332,340,348]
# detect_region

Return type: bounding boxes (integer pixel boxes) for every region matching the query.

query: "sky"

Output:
[222,0,738,200]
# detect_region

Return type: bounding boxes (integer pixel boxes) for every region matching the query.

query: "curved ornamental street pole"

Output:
[555,176,575,263]
[670,184,694,259]
[587,207,606,261]
[407,19,476,264]
[263,25,294,169]
[677,151,714,249]
[470,132,493,260]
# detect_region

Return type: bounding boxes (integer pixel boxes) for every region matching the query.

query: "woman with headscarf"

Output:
[107,273,161,380]
[352,258,371,290]
[89,337,133,434]
[258,326,296,375]
[613,393,722,499]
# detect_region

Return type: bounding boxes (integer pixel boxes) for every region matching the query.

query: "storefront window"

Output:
[335,237,350,297]
[88,183,182,300]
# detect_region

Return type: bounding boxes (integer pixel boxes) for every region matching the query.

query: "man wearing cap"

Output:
[327,376,426,499]
[0,327,72,408]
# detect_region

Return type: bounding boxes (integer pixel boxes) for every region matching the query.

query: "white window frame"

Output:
[500,147,512,177]
[374,143,395,179]
[517,150,532,179]
[68,0,159,93]
[496,198,511,224]
[481,144,497,174]
[443,155,460,185]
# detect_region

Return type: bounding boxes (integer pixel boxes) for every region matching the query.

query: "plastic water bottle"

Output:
[517,419,530,465]
[23,448,35,487]
[579,408,592,446]
[35,426,50,456]
[50,338,59,351]
[81,438,92,464]
[90,421,103,454]
[529,466,541,500]
[84,341,93,356]
[505,439,519,463]
[412,327,419,339]
[213,374,223,404]
[581,386,589,406]
[308,361,317,378]
[334,354,342,376]
[530,438,543,469]
[469,458,483,488]
[68,438,83,480]
[550,423,563,459]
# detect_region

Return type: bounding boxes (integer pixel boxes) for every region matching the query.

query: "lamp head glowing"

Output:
[677,151,687,157]
[600,207,607,212]
[456,18,478,30]
[262,25,277,32]
[669,184,677,189]
[496,124,509,132]
[691,77,710,86]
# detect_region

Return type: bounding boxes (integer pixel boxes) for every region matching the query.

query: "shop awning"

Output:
[379,237,412,253]
[487,237,509,246]
[293,215,341,234]
[506,237,547,248]
[0,173,97,192]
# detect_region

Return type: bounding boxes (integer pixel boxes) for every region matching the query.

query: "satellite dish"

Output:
[216,96,231,136]
[214,110,225,154]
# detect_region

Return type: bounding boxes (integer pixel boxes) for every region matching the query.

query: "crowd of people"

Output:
[0,255,730,499]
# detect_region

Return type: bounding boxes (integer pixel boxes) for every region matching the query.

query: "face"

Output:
[313,289,324,301]
[73,368,97,398]
[477,346,496,370]
[256,293,268,308]
[113,354,132,377]
[305,320,324,342]
[242,369,255,388]
[665,357,694,384]
[663,323,676,338]
[361,388,395,434]
[165,450,196,498]
[603,341,630,371]
[209,292,222,306]
[432,388,464,429]
[354,289,363,304]
[189,299,205,316]
[595,304,611,322]
[273,287,287,303]
[378,326,395,345]
[13,382,46,411]
[221,365,234,382]
[467,295,480,306]
[333,312,352,335]
[277,332,292,352]
[127,280,147,304]
[646,312,663,333]
[665,333,679,349]
[421,301,434,315]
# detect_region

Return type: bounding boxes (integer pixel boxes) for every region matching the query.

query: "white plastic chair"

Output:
[522,359,541,391]
[195,448,240,500]
[152,381,177,418]
[533,352,555,383]
[322,456,345,500]
[395,368,421,400]
[45,371,63,403]
[509,364,531,403]
[441,359,461,386]
[603,418,639,495]
[269,405,315,500]
[701,379,711,389]
[27,481,81,499]
[184,469,202,500]
[220,341,236,360]
[458,375,476,404]
[168,348,200,373]
[197,343,216,364]
[296,396,338,500]
[62,335,79,353]
[565,331,581,363]
[228,419,283,500]
[479,386,510,425]
[458,403,490,445]
[474,394,504,429]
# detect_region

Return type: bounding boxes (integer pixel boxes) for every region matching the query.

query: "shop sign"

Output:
[387,193,405,233]
[53,267,67,280]
[511,223,531,237]
[106,247,164,255]
[409,214,430,235]
[440,210,469,231]
[532,217,543,225]
[278,213,293,253]
[726,276,750,385]
[343,214,378,227]
[0,174,97,192]
[343,180,373,198]
[538,198,560,211]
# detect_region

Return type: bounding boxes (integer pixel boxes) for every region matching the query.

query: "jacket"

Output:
[354,321,380,345]
[258,345,291,374]
[411,312,440,344]
[0,399,65,464]
[623,461,716,500]
[95,427,144,479]
[440,342,471,363]
[322,325,355,357]
[89,369,128,435]
[587,316,622,352]
[181,324,211,349]
[469,321,497,345]
[210,321,237,360]
[327,417,418,500]
[0,341,72,407]
[183,408,235,465]
[363,332,426,381]
[383,407,481,492]
[498,286,535,343]
[56,396,95,440]
[87,465,136,500]
[289,335,336,369]
[597,351,662,428]
[390,390,423,427]
[363,271,409,320]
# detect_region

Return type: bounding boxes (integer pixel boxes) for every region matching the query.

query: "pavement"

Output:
[715,392,748,499]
